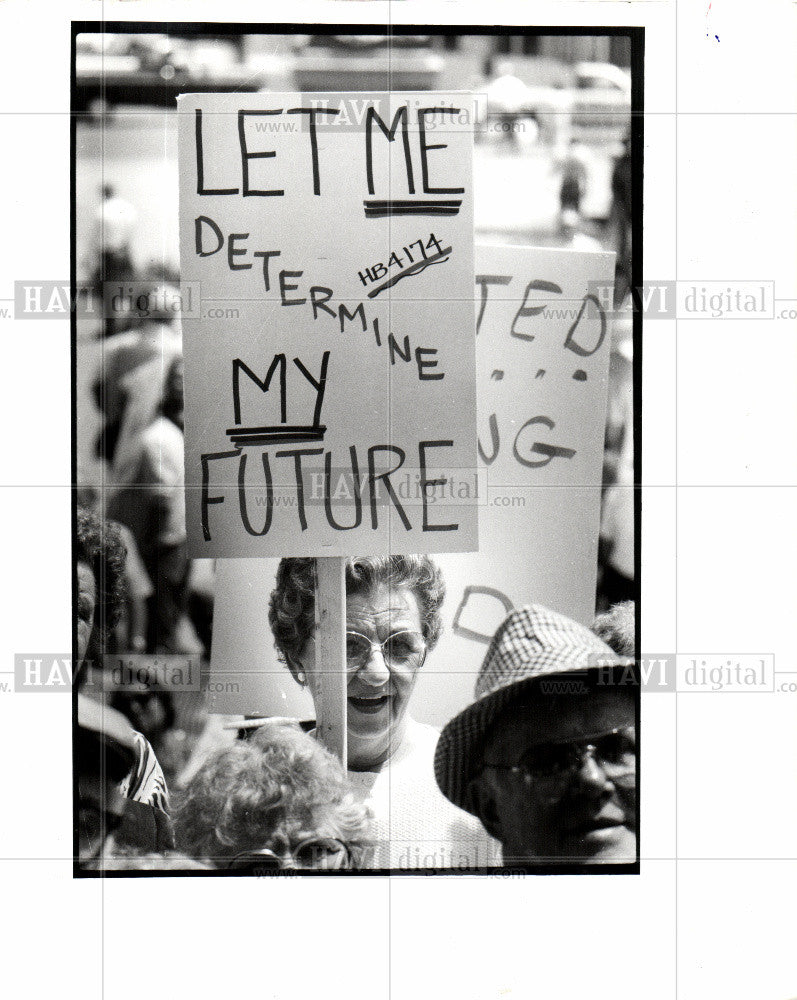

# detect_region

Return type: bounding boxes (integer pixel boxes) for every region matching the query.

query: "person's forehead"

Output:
[346,584,421,630]
[485,688,635,755]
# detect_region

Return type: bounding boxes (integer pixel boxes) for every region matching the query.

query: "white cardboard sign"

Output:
[417,243,616,726]
[177,92,478,557]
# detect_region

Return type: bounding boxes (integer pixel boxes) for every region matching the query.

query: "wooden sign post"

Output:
[313,558,347,766]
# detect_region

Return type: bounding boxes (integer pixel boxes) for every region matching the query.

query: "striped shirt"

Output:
[118,732,170,813]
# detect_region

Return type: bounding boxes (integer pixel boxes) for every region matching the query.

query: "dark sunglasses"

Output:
[484,725,636,804]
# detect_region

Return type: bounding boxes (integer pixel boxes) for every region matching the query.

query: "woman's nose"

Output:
[357,644,391,686]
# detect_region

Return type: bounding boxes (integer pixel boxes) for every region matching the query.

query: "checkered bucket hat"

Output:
[434,604,627,814]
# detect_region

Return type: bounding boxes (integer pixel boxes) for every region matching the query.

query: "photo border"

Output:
[71,19,644,878]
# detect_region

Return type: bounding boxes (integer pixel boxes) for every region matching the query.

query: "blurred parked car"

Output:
[484,58,631,147]
[570,61,631,132]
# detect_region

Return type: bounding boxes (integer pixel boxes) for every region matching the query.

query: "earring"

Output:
[297,670,307,686]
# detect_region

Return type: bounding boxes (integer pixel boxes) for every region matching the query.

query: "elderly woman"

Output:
[269,556,499,869]
[175,720,371,871]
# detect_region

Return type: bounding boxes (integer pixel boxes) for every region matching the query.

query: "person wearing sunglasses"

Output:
[269,557,500,870]
[175,719,371,870]
[434,604,637,865]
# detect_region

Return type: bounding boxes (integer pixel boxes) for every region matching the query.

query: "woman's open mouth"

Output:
[348,694,391,714]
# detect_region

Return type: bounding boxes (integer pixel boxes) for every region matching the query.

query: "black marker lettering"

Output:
[286,107,340,195]
[228,233,251,271]
[252,250,281,292]
[232,356,287,425]
[293,351,330,428]
[388,334,411,365]
[310,286,336,321]
[339,302,367,334]
[365,105,415,195]
[238,452,273,536]
[510,280,562,341]
[419,440,457,531]
[195,216,224,257]
[324,448,363,530]
[195,109,238,195]
[475,274,512,334]
[564,295,607,357]
[279,270,306,306]
[418,108,465,195]
[275,448,324,530]
[200,450,240,540]
[238,110,284,197]
[478,413,500,465]
[415,347,443,380]
[513,416,576,469]
[367,446,410,530]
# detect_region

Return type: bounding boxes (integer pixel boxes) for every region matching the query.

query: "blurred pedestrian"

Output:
[485,60,527,146]
[610,133,633,304]
[558,138,588,218]
[92,282,181,470]
[107,354,201,655]
[90,183,138,337]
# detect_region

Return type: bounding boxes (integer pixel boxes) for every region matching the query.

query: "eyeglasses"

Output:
[484,725,636,804]
[226,837,353,872]
[345,630,427,671]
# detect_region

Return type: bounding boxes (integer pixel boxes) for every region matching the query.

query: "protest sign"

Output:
[205,559,314,719]
[208,245,616,723]
[417,243,616,724]
[177,91,478,558]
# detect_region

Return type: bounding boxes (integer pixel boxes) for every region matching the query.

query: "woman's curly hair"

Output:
[76,506,127,668]
[268,556,446,678]
[174,720,372,867]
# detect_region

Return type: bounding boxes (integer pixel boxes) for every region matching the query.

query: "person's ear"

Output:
[284,653,307,687]
[467,773,504,843]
